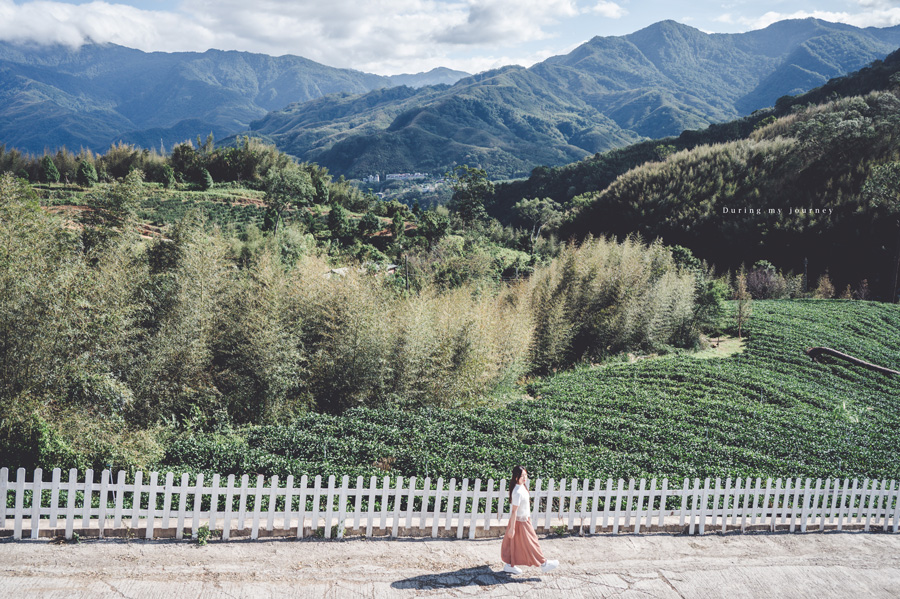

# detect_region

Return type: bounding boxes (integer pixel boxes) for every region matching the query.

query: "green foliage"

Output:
[448,165,493,225]
[562,90,900,300]
[264,163,315,234]
[753,115,777,130]
[655,144,676,161]
[513,197,562,248]
[417,210,449,247]
[862,161,900,214]
[689,274,729,340]
[98,169,144,218]
[76,161,98,187]
[357,212,381,237]
[734,266,752,339]
[211,250,308,423]
[199,168,214,191]
[327,203,352,242]
[195,524,218,545]
[161,165,177,189]
[161,300,900,483]
[526,235,697,373]
[41,156,60,184]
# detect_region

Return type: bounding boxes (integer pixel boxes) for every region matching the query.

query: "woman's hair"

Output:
[509,465,525,504]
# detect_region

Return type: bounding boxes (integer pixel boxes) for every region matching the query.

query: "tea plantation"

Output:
[161,300,900,482]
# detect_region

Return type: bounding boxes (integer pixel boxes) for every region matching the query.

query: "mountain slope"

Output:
[249,18,900,178]
[0,42,469,153]
[558,59,900,299]
[491,44,900,223]
[254,65,644,177]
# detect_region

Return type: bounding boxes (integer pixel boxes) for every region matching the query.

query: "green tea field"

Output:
[162,300,900,482]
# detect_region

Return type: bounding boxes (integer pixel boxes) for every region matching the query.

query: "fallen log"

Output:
[805,347,900,376]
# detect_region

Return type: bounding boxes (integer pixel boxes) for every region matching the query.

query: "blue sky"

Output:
[1,0,899,74]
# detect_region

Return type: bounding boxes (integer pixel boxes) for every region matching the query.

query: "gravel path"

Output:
[2,532,899,598]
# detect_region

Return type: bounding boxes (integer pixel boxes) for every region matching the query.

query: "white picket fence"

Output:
[2,467,899,541]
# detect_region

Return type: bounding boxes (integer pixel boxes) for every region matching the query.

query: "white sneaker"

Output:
[503,563,523,575]
[540,559,559,573]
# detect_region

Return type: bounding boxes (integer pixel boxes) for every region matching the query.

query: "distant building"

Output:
[385,172,427,181]
[363,174,380,183]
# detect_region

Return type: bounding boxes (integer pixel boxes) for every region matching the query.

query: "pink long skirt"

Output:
[500,519,545,567]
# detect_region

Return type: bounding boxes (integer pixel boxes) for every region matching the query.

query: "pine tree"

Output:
[199,168,213,191]
[40,156,60,184]
[76,161,98,187]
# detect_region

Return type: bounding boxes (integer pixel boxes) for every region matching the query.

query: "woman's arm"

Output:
[506,504,518,537]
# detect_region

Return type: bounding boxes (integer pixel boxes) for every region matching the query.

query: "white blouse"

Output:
[511,484,531,519]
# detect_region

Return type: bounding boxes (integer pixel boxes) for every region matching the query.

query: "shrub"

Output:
[815,273,836,298]
[526,235,697,373]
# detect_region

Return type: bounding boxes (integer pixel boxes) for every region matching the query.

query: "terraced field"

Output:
[162,300,900,482]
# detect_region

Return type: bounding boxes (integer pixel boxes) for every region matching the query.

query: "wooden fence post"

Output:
[175,473,189,540]
[337,475,350,539]
[0,467,8,530]
[49,468,61,529]
[64,468,77,540]
[98,469,110,538]
[223,474,235,540]
[145,471,158,539]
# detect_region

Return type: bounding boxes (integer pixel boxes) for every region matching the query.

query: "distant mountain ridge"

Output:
[247,18,900,178]
[0,41,470,153]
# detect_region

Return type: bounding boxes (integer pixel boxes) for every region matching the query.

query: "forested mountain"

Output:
[0,42,469,153]
[492,44,900,216]
[513,47,900,301]
[248,18,900,178]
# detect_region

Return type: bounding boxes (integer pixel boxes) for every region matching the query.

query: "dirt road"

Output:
[2,531,899,598]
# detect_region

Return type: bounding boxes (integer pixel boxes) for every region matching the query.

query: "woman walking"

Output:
[501,465,559,575]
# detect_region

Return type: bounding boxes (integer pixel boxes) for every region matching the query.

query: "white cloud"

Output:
[0,0,213,49]
[857,0,900,9]
[0,0,585,74]
[743,8,900,30]
[590,1,626,19]
[434,0,579,45]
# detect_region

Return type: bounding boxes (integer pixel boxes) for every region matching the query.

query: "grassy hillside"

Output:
[161,300,900,482]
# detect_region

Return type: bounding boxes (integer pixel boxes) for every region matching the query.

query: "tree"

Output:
[734,265,752,339]
[103,169,144,219]
[655,144,676,161]
[513,197,562,249]
[693,276,729,336]
[76,161,98,187]
[862,161,900,302]
[304,163,331,204]
[418,210,449,247]
[447,165,493,225]
[161,165,177,189]
[264,164,315,235]
[40,156,60,184]
[814,273,835,299]
[357,212,381,237]
[170,142,199,182]
[199,168,213,191]
[390,212,405,241]
[327,203,352,243]
[82,169,144,247]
